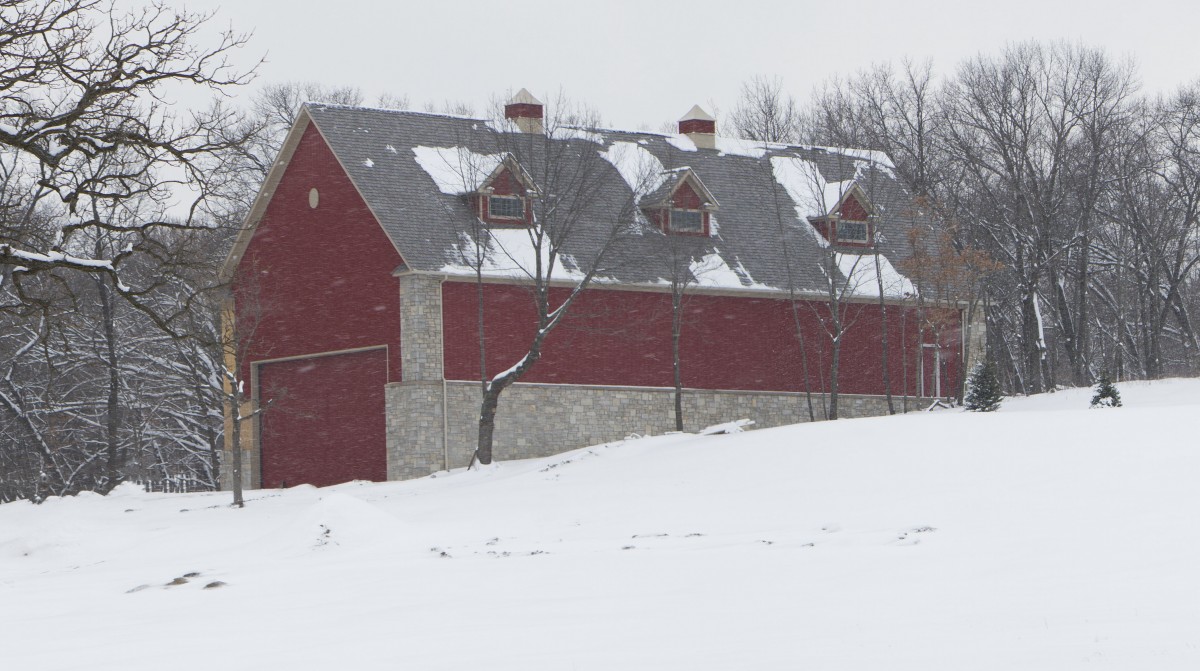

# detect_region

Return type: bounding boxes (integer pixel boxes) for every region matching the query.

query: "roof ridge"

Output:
[304,104,894,165]
[304,102,483,123]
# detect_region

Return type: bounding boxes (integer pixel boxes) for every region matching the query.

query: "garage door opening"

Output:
[258,347,388,488]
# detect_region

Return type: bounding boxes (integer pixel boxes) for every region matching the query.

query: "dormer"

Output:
[678,105,716,150]
[642,169,720,236]
[475,155,537,226]
[810,183,876,247]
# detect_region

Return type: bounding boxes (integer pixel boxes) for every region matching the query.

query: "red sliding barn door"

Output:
[258,348,388,488]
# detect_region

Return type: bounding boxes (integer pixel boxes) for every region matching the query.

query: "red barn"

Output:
[221,91,982,489]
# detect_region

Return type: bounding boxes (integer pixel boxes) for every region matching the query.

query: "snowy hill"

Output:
[3,379,1199,670]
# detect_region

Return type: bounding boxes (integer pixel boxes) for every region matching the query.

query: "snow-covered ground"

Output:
[3,379,1199,670]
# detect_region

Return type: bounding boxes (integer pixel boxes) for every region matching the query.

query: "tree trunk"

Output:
[827,253,843,420]
[477,385,501,465]
[230,400,244,508]
[875,250,895,414]
[672,290,685,432]
[97,274,123,492]
[1020,286,1046,393]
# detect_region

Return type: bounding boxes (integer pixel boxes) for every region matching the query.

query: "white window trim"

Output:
[835,219,870,244]
[669,208,704,234]
[488,195,526,220]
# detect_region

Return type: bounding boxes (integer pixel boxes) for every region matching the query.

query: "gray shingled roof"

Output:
[304,103,936,298]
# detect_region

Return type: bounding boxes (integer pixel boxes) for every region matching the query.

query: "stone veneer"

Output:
[386,379,930,480]
[398,274,444,382]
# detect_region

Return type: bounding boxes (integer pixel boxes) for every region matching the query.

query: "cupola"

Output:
[505,88,544,134]
[678,105,716,150]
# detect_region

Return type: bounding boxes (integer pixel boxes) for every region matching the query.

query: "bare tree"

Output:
[444,94,644,465]
[0,0,257,328]
[730,76,803,144]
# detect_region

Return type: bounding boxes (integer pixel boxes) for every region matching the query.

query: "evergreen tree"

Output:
[1090,374,1123,408]
[964,360,1003,412]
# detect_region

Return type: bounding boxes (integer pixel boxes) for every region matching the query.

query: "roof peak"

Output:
[679,104,715,122]
[509,88,543,106]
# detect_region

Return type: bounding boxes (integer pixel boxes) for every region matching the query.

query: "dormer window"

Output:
[488,195,525,220]
[810,187,876,247]
[835,220,869,243]
[475,155,537,226]
[642,168,720,237]
[669,209,704,233]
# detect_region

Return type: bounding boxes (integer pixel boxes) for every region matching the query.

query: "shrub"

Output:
[1090,375,1122,408]
[965,360,1003,412]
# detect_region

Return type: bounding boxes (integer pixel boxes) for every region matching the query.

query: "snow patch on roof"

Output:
[665,134,697,152]
[441,229,586,282]
[412,146,505,195]
[362,158,375,168]
[802,145,897,174]
[554,126,605,144]
[666,134,786,157]
[480,119,604,144]
[599,142,667,200]
[770,156,856,248]
[689,252,772,290]
[716,137,786,158]
[835,252,916,299]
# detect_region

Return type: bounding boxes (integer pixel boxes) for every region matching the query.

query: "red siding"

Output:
[840,195,870,221]
[236,123,404,389]
[441,281,960,396]
[673,182,702,208]
[504,102,543,120]
[258,349,388,488]
[679,118,716,135]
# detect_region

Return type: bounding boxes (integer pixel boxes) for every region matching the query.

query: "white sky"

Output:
[178,0,1199,131]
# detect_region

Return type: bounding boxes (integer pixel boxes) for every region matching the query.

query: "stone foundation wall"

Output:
[386,380,926,480]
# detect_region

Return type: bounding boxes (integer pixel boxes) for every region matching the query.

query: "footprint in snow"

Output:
[893,526,937,546]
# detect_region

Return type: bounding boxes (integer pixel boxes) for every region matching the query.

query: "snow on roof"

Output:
[835,252,916,299]
[296,103,936,300]
[442,229,586,283]
[600,142,667,200]
[665,134,697,152]
[802,145,897,173]
[688,252,772,291]
[771,155,854,220]
[715,136,788,158]
[412,146,505,195]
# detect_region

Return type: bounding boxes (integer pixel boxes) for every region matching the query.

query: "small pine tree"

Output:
[1090,374,1122,408]
[965,360,1003,412]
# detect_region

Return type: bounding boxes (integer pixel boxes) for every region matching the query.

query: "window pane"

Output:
[838,221,868,242]
[671,209,703,232]
[489,196,524,219]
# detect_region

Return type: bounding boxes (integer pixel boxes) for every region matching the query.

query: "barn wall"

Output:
[385,276,962,481]
[231,124,403,488]
[440,280,962,396]
[236,123,404,390]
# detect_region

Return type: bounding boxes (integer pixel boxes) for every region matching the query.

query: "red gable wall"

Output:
[840,195,870,221]
[441,281,960,396]
[236,123,404,391]
[490,168,523,196]
[672,182,703,208]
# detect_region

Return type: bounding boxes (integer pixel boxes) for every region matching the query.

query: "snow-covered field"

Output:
[3,379,1199,670]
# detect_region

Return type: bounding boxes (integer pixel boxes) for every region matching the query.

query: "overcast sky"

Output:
[181,0,1199,131]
